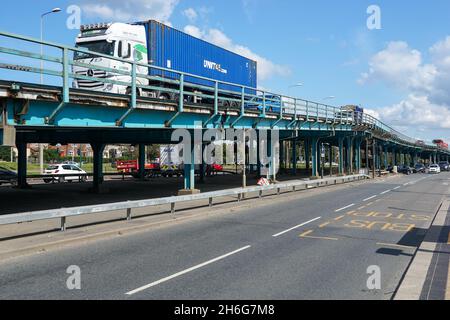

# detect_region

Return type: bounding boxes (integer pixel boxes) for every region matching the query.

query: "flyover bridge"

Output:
[0,30,449,192]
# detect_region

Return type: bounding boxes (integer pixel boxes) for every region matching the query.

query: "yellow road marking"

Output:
[367,202,374,206]
[376,242,416,250]
[448,232,450,245]
[319,222,331,228]
[334,215,345,221]
[347,210,356,215]
[358,206,366,210]
[300,230,339,241]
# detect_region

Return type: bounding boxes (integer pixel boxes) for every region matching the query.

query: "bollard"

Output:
[60,217,66,232]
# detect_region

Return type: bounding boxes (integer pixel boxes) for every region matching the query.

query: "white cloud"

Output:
[183,25,291,81]
[360,38,450,135]
[80,0,179,24]
[182,8,198,23]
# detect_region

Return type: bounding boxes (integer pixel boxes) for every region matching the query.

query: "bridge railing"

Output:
[0,30,440,151]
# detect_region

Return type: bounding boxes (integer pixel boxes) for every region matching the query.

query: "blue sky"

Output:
[0,0,449,143]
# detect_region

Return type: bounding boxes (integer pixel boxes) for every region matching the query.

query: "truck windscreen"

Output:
[74,41,116,60]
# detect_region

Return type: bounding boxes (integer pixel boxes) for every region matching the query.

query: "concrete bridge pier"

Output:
[180,141,199,195]
[305,139,311,172]
[355,137,362,173]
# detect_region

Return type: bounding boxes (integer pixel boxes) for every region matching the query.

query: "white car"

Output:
[428,164,441,174]
[44,164,88,183]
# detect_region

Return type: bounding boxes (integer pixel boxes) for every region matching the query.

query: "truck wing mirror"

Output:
[119,41,131,59]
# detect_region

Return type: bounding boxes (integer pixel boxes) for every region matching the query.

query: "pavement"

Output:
[0,172,448,300]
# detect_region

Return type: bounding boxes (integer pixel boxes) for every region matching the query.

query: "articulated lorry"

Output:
[73,20,257,107]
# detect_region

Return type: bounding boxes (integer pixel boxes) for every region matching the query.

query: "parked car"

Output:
[397,165,413,175]
[438,161,450,172]
[428,164,441,174]
[43,164,88,183]
[0,167,17,186]
[413,163,426,173]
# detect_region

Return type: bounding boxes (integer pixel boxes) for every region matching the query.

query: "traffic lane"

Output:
[129,174,446,300]
[0,174,434,299]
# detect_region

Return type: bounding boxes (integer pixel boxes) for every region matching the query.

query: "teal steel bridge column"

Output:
[305,138,311,171]
[91,143,106,193]
[17,142,29,189]
[338,137,345,175]
[355,137,362,172]
[383,145,388,169]
[292,139,297,176]
[311,137,319,177]
[183,142,196,192]
[138,144,146,181]
[345,136,353,174]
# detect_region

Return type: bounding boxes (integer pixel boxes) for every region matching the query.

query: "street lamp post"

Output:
[39,7,61,174]
[288,83,303,97]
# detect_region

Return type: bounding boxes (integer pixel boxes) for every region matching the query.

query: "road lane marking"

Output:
[300,230,339,241]
[393,186,401,190]
[334,215,345,221]
[448,232,450,245]
[272,217,321,237]
[335,204,355,212]
[319,222,331,228]
[363,195,377,202]
[380,190,391,195]
[376,242,417,250]
[125,245,251,295]
[358,206,366,210]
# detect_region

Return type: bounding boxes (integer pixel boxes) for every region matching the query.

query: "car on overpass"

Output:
[429,164,441,174]
[43,164,88,183]
[0,166,17,186]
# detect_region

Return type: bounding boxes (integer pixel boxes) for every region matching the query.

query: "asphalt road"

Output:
[0,173,448,300]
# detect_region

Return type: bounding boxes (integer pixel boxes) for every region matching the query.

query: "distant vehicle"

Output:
[415,140,425,146]
[72,21,257,106]
[0,167,17,186]
[43,164,88,183]
[245,94,283,113]
[116,160,161,178]
[397,165,413,175]
[413,163,426,173]
[438,161,450,172]
[428,164,441,174]
[433,139,449,149]
[335,105,364,124]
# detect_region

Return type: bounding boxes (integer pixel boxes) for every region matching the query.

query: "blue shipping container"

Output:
[134,20,257,94]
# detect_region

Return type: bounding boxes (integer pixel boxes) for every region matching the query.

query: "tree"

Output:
[0,146,12,161]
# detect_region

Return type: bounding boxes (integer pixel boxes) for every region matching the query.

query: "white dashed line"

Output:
[335,204,355,212]
[272,217,322,237]
[363,195,377,202]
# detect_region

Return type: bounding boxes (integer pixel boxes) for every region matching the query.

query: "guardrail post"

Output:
[131,63,137,109]
[259,190,263,198]
[126,208,132,221]
[209,197,213,207]
[171,203,176,215]
[62,48,69,103]
[60,217,66,232]
[179,74,184,113]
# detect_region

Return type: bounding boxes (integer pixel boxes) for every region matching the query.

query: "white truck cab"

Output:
[72,23,149,95]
